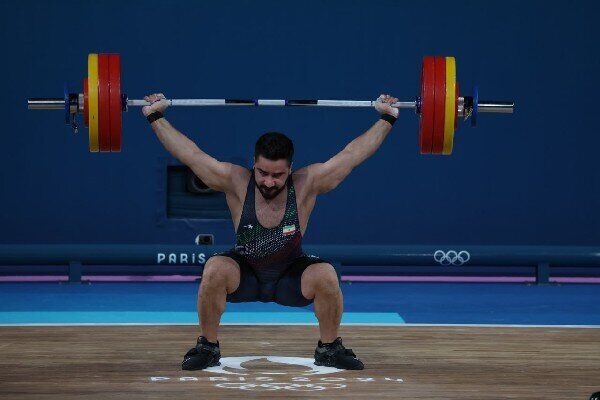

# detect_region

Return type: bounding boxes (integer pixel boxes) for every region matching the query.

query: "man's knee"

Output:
[301,263,340,300]
[201,256,241,294]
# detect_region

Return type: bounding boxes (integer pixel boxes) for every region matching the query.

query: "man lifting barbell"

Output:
[25,53,514,370]
[143,92,401,371]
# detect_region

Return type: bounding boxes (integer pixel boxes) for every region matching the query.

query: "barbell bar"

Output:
[27,53,514,155]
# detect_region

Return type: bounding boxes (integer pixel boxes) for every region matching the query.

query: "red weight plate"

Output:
[418,56,435,154]
[455,82,459,131]
[431,56,446,154]
[98,54,111,152]
[83,78,89,127]
[108,54,122,152]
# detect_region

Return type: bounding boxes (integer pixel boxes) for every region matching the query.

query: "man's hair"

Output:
[254,132,294,165]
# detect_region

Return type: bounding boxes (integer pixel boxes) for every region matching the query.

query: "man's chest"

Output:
[229,171,316,235]
[255,198,287,229]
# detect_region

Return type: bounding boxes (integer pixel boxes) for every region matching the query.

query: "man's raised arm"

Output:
[307,94,399,194]
[143,93,235,193]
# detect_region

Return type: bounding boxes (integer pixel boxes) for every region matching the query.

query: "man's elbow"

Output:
[180,149,203,168]
[341,148,365,170]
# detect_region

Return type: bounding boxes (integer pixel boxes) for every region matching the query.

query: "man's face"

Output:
[253,156,291,200]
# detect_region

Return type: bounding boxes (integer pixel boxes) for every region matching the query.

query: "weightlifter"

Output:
[143,93,399,370]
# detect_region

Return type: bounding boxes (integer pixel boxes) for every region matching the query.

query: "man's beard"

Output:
[255,181,285,200]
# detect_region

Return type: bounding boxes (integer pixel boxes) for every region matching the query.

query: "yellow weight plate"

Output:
[88,54,100,152]
[443,56,456,155]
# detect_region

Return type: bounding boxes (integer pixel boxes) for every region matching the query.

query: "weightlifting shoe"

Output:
[314,337,364,370]
[182,336,221,370]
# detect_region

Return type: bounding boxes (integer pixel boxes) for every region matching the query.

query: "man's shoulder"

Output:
[230,164,251,178]
[292,165,317,197]
[226,164,251,197]
[292,165,309,184]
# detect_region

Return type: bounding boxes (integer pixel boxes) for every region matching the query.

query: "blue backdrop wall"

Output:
[0,0,598,246]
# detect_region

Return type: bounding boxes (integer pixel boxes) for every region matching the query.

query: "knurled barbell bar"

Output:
[27,53,514,155]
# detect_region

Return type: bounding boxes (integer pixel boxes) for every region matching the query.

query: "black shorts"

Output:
[207,251,330,307]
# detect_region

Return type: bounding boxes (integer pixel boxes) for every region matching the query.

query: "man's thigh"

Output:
[274,255,332,307]
[208,251,261,303]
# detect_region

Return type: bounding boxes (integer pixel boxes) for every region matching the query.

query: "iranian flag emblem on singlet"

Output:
[282,224,296,236]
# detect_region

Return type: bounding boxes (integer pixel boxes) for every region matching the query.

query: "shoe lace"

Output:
[321,342,356,359]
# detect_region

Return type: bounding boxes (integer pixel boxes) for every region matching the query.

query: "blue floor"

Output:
[0,282,599,325]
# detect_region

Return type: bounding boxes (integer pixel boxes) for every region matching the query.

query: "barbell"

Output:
[27,53,514,155]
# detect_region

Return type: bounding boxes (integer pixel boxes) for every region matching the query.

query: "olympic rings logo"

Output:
[433,250,471,266]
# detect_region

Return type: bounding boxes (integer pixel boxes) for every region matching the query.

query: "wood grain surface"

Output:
[0,325,598,399]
